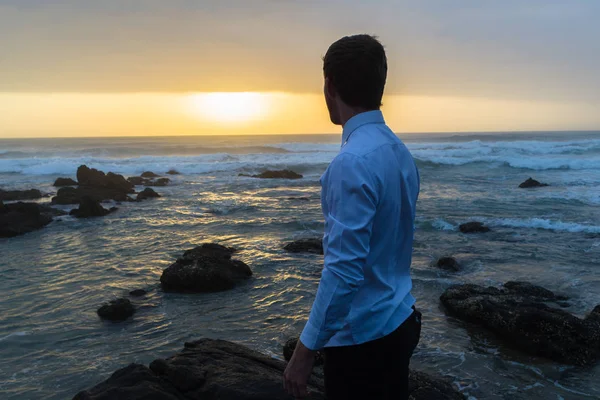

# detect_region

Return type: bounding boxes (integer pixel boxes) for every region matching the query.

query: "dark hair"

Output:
[323,34,387,110]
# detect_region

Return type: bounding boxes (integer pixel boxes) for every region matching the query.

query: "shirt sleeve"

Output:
[299,153,378,350]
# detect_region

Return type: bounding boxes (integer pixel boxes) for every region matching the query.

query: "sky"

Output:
[1,0,599,137]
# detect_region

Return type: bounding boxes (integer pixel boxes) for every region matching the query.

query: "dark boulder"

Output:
[0,188,43,201]
[53,165,135,205]
[53,178,78,187]
[240,169,303,179]
[519,178,549,189]
[0,201,55,238]
[459,222,490,234]
[283,338,324,366]
[433,256,461,272]
[137,188,161,201]
[284,238,324,255]
[127,176,145,186]
[141,171,160,178]
[129,289,147,297]
[160,244,251,293]
[150,178,170,187]
[408,370,465,400]
[440,282,600,366]
[97,298,135,321]
[73,339,326,400]
[69,197,117,218]
[166,169,181,175]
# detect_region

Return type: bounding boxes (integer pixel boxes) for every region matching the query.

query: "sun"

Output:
[187,92,271,124]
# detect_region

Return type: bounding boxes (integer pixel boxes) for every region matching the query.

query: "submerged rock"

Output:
[0,201,56,238]
[440,282,600,366]
[141,171,160,178]
[166,169,181,175]
[519,177,549,188]
[160,243,251,293]
[152,178,170,187]
[0,188,43,201]
[240,169,303,179]
[53,165,135,205]
[459,222,491,234]
[136,188,160,201]
[69,197,117,218]
[284,238,324,255]
[53,178,78,187]
[433,256,461,272]
[129,289,147,297]
[97,298,135,321]
[128,176,170,187]
[72,339,327,400]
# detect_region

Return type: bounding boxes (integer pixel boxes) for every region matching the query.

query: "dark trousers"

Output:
[323,308,422,400]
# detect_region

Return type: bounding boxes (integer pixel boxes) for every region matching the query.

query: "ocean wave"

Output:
[0,152,334,176]
[432,217,600,234]
[407,138,600,170]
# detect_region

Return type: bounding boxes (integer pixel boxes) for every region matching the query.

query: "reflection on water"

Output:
[1,157,600,399]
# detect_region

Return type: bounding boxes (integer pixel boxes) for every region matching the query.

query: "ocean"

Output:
[1,132,599,399]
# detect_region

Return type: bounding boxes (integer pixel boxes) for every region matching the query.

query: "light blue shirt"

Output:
[300,110,420,350]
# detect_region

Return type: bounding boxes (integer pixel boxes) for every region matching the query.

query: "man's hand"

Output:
[283,340,316,398]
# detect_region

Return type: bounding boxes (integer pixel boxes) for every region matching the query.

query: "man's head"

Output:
[323,34,387,125]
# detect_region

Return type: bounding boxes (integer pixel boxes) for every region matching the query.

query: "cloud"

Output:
[1,0,599,103]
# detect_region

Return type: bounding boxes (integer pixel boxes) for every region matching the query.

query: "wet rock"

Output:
[459,221,491,234]
[128,176,170,187]
[0,188,43,201]
[408,370,465,400]
[440,282,600,366]
[284,238,324,255]
[69,196,117,218]
[53,178,78,187]
[166,169,181,175]
[136,188,160,201]
[129,289,147,297]
[97,298,135,321]
[160,243,251,293]
[239,169,303,179]
[73,339,326,400]
[127,176,145,186]
[151,178,170,187]
[433,256,461,272]
[283,337,325,366]
[0,201,55,238]
[53,165,135,205]
[141,171,160,178]
[519,178,549,188]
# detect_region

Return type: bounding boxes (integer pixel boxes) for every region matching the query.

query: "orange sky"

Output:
[1,1,600,138]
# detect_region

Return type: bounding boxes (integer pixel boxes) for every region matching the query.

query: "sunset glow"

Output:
[187,92,272,124]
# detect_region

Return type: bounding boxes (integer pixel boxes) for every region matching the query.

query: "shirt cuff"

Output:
[299,319,327,351]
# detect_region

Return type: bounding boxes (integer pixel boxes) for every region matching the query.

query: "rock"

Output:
[284,238,324,255]
[141,171,160,178]
[408,370,464,400]
[160,244,251,293]
[127,176,145,186]
[459,221,490,234]
[73,339,327,400]
[150,178,170,187]
[519,177,549,188]
[53,165,135,205]
[0,188,43,201]
[53,178,78,187]
[97,298,135,321]
[440,282,600,366]
[129,289,147,297]
[136,188,161,201]
[283,338,324,366]
[0,201,55,238]
[166,169,181,175]
[240,169,303,179]
[433,256,461,272]
[69,196,117,218]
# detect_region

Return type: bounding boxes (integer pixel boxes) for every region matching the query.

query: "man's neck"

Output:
[340,107,377,128]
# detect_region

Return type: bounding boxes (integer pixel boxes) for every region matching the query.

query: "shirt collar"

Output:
[341,110,385,146]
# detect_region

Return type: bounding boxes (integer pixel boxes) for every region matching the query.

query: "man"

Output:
[283,34,422,399]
